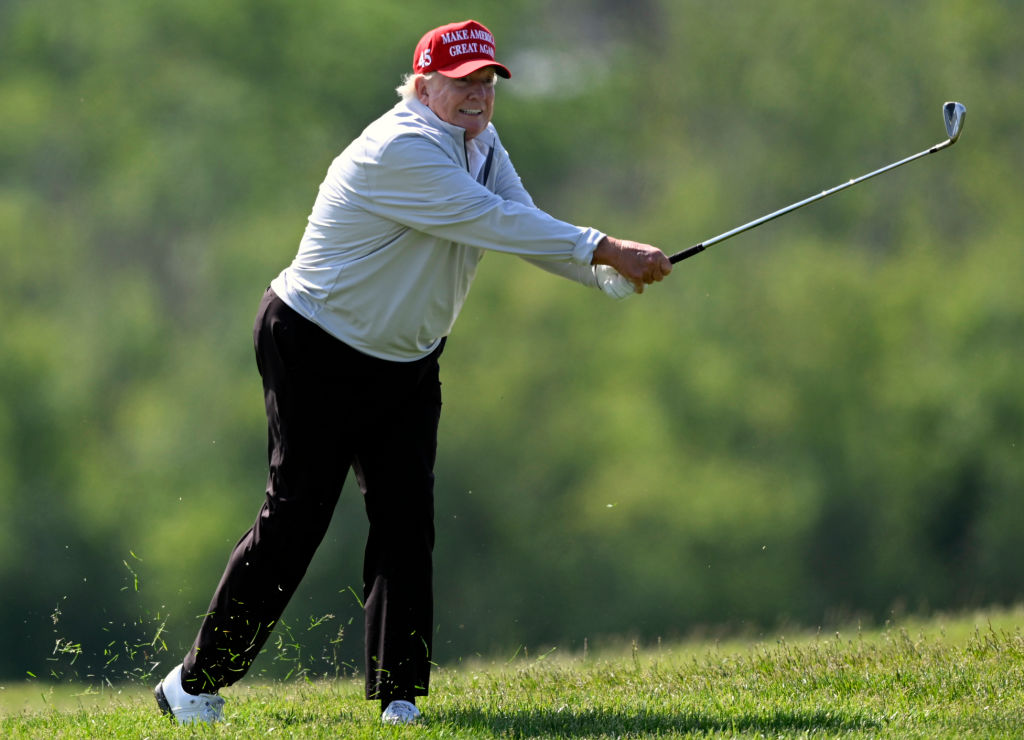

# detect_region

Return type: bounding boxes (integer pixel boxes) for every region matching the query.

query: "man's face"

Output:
[416,67,497,141]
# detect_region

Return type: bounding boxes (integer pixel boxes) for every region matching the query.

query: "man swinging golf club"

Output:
[153,18,671,727]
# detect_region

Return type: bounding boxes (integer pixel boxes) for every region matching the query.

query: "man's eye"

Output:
[454,77,496,88]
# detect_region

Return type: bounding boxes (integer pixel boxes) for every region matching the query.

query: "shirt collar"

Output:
[405,97,494,148]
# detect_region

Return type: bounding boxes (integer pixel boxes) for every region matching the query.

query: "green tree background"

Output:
[1,0,1020,682]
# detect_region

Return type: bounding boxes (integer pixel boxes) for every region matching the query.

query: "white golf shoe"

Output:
[154,664,225,724]
[381,699,421,725]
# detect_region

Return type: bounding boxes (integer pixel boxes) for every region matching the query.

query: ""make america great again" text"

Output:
[440,27,495,58]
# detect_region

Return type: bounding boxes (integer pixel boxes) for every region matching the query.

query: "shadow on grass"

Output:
[436,706,882,738]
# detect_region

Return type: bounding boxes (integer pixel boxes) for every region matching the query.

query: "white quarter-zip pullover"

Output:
[271,98,605,361]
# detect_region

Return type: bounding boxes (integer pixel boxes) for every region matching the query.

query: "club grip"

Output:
[668,243,705,264]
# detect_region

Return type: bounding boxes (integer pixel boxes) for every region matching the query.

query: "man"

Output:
[154,18,671,727]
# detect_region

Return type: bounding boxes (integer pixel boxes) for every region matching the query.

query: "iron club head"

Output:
[943,101,966,143]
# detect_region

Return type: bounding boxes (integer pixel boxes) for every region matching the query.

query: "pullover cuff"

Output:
[573,227,607,265]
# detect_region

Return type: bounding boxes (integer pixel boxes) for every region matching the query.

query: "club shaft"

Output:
[668,137,955,264]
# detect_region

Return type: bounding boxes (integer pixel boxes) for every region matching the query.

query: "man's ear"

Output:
[415,76,430,104]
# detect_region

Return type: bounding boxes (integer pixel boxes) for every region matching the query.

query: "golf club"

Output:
[668,101,967,264]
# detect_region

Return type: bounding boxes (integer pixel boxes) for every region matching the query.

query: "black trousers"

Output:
[181,288,442,701]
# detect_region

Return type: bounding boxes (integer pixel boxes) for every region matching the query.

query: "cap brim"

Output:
[437,59,511,79]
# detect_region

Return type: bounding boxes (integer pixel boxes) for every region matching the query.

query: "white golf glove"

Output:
[595,264,636,300]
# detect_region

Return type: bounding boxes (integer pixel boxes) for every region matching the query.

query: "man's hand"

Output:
[591,236,672,294]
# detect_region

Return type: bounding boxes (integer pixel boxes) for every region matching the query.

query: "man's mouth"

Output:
[459,109,483,116]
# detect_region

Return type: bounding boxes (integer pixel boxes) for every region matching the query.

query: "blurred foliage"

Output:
[1,0,1021,681]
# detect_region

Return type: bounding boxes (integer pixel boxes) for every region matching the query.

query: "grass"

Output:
[2,607,1023,738]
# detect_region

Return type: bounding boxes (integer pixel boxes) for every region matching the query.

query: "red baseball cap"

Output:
[412,20,511,79]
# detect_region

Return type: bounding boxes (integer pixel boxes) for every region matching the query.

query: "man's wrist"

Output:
[591,236,618,266]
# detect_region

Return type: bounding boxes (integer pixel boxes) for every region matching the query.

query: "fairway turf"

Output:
[2,608,1022,738]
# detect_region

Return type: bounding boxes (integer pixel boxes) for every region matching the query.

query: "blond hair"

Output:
[396,72,433,100]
